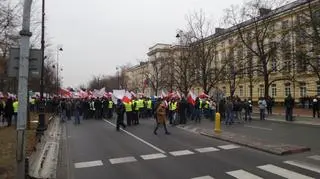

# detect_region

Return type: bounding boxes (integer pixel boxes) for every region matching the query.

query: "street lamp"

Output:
[116,67,120,89]
[37,0,46,136]
[56,47,63,95]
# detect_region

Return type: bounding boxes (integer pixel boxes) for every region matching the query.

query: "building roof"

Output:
[207,0,312,41]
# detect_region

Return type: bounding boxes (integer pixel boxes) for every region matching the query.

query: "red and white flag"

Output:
[187,90,197,105]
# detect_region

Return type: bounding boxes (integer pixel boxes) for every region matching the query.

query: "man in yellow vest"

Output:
[30,97,36,112]
[132,98,139,125]
[107,98,114,119]
[168,98,178,125]
[146,98,152,118]
[12,98,19,126]
[124,101,133,126]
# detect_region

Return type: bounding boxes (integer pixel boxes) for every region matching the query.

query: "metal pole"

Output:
[17,0,33,178]
[40,0,45,100]
[56,50,59,95]
[37,0,46,135]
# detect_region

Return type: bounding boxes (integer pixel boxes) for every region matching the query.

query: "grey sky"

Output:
[46,0,239,88]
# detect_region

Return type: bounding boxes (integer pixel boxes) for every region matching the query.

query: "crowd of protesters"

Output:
[1,92,320,131]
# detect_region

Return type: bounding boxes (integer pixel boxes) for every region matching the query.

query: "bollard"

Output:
[214,112,221,133]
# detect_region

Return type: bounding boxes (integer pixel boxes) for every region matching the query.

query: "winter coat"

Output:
[156,105,167,124]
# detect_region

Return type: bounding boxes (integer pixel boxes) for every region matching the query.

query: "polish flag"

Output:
[199,92,209,99]
[79,89,88,98]
[187,90,197,105]
[59,88,72,98]
[122,91,132,103]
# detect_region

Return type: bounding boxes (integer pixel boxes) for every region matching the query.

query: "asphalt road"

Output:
[57,116,320,179]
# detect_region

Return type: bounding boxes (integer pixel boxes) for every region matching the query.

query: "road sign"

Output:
[8,48,42,78]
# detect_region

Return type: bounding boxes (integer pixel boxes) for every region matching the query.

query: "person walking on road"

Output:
[154,100,170,135]
[284,94,295,121]
[116,99,126,131]
[179,97,187,124]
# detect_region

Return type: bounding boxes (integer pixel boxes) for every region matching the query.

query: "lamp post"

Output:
[56,47,63,95]
[36,0,46,136]
[116,67,120,89]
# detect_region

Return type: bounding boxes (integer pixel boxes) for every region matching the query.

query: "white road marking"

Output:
[140,153,167,160]
[103,119,166,154]
[308,155,320,161]
[74,160,103,169]
[109,156,137,164]
[244,125,273,131]
[195,147,220,153]
[284,160,320,173]
[191,176,215,179]
[257,164,315,179]
[169,150,195,156]
[226,169,263,179]
[218,144,240,150]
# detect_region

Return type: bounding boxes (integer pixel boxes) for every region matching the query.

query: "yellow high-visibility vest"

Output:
[13,101,19,113]
[147,100,152,109]
[133,100,139,111]
[204,101,209,109]
[30,98,35,105]
[108,101,113,108]
[124,102,132,112]
[169,102,177,111]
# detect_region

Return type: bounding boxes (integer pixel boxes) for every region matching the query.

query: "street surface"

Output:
[57,116,320,179]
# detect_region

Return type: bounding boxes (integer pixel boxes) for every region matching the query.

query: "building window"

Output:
[300,84,307,97]
[283,61,292,73]
[239,86,244,97]
[271,84,277,97]
[281,20,289,30]
[285,83,291,96]
[258,86,264,97]
[317,82,320,96]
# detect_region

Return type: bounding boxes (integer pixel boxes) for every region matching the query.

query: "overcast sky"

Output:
[46,0,240,88]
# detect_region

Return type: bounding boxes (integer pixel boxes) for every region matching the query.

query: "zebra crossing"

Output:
[192,155,320,179]
[73,144,241,169]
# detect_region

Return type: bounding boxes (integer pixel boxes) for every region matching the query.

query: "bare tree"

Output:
[224,0,294,98]
[186,10,223,94]
[294,0,320,82]
[145,57,167,96]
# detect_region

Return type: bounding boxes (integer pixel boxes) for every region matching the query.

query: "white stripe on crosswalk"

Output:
[191,175,215,179]
[226,169,263,179]
[308,155,320,161]
[195,147,220,153]
[74,160,103,169]
[109,156,137,164]
[140,153,167,160]
[169,150,195,156]
[218,144,240,150]
[258,164,315,179]
[284,160,320,174]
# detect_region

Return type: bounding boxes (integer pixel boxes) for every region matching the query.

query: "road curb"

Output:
[28,116,62,178]
[251,117,320,127]
[200,131,311,156]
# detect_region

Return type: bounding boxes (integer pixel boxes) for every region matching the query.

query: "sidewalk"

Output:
[251,113,320,126]
[178,119,312,155]
[253,106,314,117]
